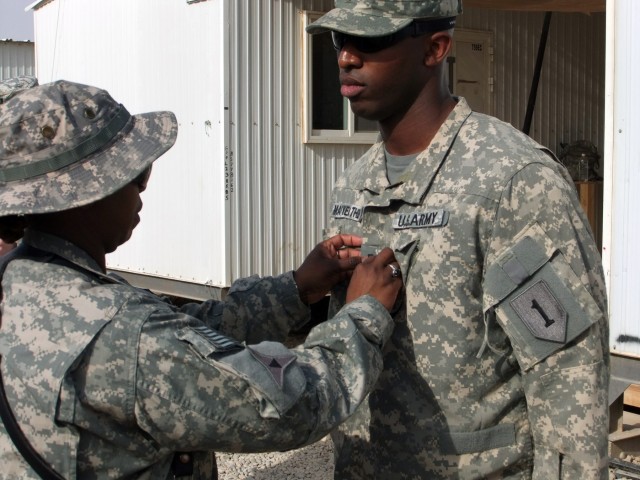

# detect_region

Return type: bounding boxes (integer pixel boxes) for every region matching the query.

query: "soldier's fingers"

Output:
[326,234,363,251]
[337,255,362,269]
[372,247,397,266]
[336,247,362,259]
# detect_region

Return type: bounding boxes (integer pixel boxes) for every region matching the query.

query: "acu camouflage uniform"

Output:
[0,229,392,479]
[325,98,609,479]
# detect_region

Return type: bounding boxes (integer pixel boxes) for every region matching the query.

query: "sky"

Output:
[0,0,35,41]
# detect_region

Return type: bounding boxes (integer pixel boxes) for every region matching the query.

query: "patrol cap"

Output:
[306,0,463,37]
[0,79,177,217]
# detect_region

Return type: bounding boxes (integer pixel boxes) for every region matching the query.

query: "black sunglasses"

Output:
[331,17,456,54]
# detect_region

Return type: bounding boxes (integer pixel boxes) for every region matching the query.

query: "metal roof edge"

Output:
[27,0,53,11]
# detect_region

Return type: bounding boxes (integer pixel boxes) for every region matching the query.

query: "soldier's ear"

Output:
[424,31,453,67]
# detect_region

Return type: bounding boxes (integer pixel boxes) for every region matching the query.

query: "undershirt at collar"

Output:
[384,148,419,186]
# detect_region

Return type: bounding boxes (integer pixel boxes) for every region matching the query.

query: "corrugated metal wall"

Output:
[228,2,606,280]
[0,40,35,81]
[33,0,230,291]
[228,0,369,278]
[458,7,606,155]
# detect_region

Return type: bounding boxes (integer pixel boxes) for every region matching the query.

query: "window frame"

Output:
[301,10,379,145]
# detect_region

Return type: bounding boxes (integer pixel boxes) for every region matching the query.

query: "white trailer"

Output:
[603,0,640,455]
[0,40,35,81]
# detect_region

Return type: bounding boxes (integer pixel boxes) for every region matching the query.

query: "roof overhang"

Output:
[27,0,54,11]
[464,0,605,13]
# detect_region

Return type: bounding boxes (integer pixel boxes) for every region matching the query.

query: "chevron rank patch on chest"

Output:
[510,280,567,343]
[248,346,297,389]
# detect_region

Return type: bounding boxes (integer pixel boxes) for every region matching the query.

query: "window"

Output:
[302,11,378,144]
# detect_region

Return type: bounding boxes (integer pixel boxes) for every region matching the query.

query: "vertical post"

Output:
[522,11,552,135]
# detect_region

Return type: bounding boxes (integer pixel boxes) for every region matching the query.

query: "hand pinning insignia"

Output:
[248,347,297,389]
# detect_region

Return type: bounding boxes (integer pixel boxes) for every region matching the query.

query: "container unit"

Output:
[603,0,640,455]
[0,40,35,81]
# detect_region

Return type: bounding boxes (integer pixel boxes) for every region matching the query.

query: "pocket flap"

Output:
[484,223,556,309]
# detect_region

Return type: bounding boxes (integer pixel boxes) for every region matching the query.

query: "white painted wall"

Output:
[33,0,230,291]
[604,0,640,357]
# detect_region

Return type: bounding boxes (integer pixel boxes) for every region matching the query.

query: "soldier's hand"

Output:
[294,234,363,305]
[346,247,403,312]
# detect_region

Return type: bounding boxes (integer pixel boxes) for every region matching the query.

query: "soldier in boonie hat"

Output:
[0,78,404,478]
[0,79,177,218]
[306,0,462,37]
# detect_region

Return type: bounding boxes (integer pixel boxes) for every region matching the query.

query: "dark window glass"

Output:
[355,115,377,132]
[312,33,343,130]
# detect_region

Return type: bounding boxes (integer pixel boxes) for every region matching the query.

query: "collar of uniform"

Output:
[22,228,106,277]
[351,98,473,204]
[360,141,390,194]
[396,98,473,204]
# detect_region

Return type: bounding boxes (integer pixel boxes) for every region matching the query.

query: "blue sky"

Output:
[0,0,35,41]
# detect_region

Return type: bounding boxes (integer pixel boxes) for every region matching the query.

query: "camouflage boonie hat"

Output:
[306,0,463,36]
[0,79,177,217]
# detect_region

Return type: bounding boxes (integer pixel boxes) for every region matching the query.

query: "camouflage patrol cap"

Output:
[306,0,463,37]
[0,79,177,217]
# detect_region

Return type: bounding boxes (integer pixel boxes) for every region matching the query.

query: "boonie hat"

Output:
[0,79,178,217]
[306,0,463,37]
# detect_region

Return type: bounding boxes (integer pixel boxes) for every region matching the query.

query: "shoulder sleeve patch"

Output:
[247,346,297,389]
[216,341,306,418]
[510,280,566,343]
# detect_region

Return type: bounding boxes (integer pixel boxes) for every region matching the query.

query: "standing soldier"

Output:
[307,1,609,478]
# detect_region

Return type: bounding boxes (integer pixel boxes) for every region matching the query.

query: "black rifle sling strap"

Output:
[0,245,66,480]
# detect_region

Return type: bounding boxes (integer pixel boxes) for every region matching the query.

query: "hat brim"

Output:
[0,110,177,217]
[306,8,413,37]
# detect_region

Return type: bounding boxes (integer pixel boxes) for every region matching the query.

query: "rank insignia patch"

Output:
[248,347,297,389]
[510,280,567,343]
[191,325,243,352]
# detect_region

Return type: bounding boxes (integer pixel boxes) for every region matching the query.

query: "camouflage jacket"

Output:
[325,98,609,480]
[0,229,393,479]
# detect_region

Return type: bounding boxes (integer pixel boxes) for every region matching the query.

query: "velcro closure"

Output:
[484,223,555,308]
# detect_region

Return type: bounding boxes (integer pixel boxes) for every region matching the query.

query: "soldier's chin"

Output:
[348,102,385,124]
